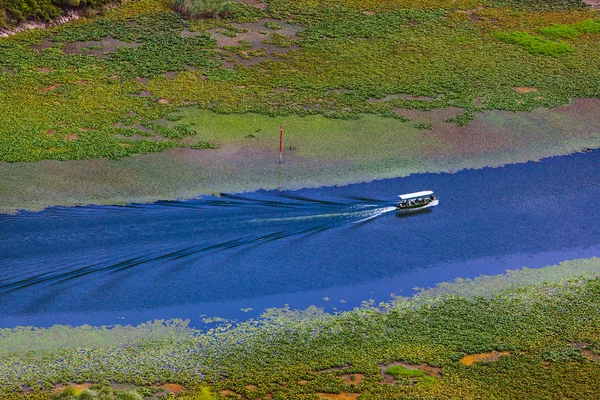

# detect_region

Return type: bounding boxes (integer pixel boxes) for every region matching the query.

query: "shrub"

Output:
[170,0,233,19]
[493,31,573,56]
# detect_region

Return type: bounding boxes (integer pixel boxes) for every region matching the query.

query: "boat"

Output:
[396,190,439,212]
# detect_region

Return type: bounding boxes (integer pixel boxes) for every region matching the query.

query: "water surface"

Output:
[1,151,599,328]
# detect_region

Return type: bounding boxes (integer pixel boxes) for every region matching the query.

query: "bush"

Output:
[493,31,573,56]
[170,0,233,19]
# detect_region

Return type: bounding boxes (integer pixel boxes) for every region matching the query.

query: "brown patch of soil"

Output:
[245,384,257,390]
[460,351,510,366]
[363,10,376,15]
[161,383,185,393]
[341,374,365,384]
[329,88,353,94]
[137,90,153,97]
[157,98,170,104]
[162,71,180,79]
[64,134,79,141]
[135,77,150,84]
[39,83,61,94]
[220,389,241,397]
[455,6,486,22]
[35,67,52,73]
[34,38,140,59]
[571,343,600,361]
[299,379,309,384]
[513,87,539,93]
[209,18,302,68]
[317,392,360,400]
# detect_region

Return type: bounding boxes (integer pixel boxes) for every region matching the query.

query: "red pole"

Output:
[279,125,283,164]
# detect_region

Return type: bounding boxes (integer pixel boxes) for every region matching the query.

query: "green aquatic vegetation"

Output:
[490,0,588,11]
[542,347,587,363]
[139,121,196,139]
[386,365,425,378]
[573,19,600,34]
[540,23,580,38]
[1,0,600,162]
[493,31,573,55]
[1,258,600,398]
[413,122,432,130]
[264,21,282,30]
[413,257,600,302]
[540,19,600,38]
[190,140,219,149]
[262,32,293,47]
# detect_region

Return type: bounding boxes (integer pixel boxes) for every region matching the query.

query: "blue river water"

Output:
[1,151,599,328]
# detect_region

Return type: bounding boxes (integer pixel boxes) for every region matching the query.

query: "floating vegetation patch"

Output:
[493,31,573,55]
[540,19,600,38]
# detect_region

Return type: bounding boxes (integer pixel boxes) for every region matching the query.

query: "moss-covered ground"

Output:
[1,257,599,399]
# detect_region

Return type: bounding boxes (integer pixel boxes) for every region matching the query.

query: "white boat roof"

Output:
[398,191,433,200]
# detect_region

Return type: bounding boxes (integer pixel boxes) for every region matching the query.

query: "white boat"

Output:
[397,190,439,212]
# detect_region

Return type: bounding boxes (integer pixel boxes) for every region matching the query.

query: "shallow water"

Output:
[1,151,599,328]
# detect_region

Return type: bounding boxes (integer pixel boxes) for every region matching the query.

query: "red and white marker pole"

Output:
[279,125,283,164]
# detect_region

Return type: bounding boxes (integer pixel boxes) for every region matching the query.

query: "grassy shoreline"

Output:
[1,257,599,399]
[1,101,600,214]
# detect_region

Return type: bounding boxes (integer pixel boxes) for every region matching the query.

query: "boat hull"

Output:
[396,199,439,213]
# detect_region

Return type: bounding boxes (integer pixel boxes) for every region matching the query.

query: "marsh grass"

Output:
[170,0,233,19]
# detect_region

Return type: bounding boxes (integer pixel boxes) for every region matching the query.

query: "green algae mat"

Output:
[1,0,600,162]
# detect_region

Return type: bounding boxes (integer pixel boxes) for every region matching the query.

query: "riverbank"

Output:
[1,100,599,214]
[1,257,599,399]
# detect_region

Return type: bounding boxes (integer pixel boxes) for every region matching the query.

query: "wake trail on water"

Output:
[0,195,398,294]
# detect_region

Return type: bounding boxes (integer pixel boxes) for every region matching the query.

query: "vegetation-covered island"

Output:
[1,0,599,398]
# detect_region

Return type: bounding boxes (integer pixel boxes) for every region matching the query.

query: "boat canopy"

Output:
[398,191,433,200]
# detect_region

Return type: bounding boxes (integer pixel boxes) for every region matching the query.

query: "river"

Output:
[1,150,599,328]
